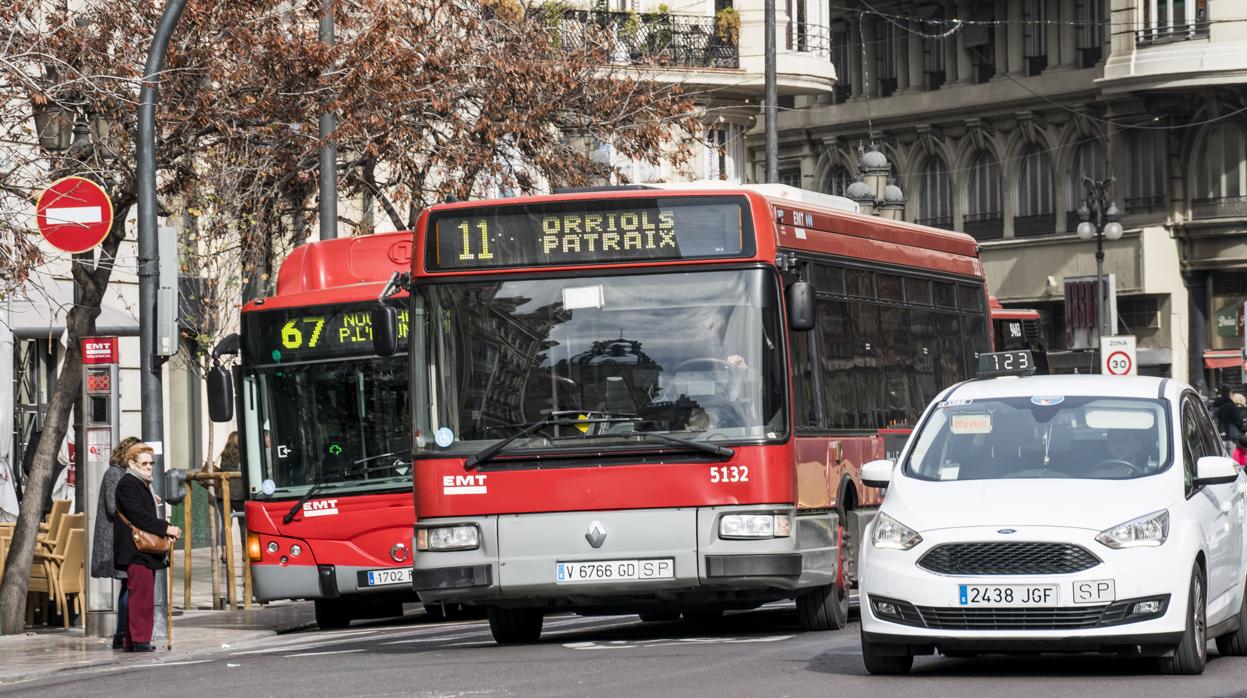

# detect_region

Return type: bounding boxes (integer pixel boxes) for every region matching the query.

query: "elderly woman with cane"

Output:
[90,436,141,649]
[113,443,181,652]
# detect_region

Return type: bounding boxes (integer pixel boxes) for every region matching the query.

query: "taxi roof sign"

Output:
[977,350,1037,378]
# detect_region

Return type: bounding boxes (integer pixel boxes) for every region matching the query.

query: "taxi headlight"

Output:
[871,512,922,551]
[417,525,479,552]
[1096,510,1169,549]
[719,514,791,539]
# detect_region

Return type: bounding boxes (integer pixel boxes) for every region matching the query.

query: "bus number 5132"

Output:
[710,465,749,483]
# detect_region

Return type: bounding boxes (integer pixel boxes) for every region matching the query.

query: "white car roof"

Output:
[942,374,1183,403]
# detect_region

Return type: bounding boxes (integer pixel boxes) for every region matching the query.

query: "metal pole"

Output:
[764,0,778,183]
[1095,236,1106,341]
[318,0,338,241]
[137,0,188,643]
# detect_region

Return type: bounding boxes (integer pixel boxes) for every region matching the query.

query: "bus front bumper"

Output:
[413,506,838,609]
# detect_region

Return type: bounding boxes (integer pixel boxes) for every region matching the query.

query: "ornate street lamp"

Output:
[847,142,906,219]
[31,99,73,152]
[1076,177,1124,339]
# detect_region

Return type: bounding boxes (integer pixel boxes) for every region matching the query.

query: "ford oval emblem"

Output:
[997,528,1017,535]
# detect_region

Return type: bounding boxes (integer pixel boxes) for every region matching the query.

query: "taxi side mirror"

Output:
[1195,456,1238,487]
[786,281,815,332]
[862,459,895,489]
[372,305,399,357]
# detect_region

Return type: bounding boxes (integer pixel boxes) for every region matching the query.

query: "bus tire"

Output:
[796,582,848,631]
[638,610,681,622]
[314,600,352,630]
[861,628,914,675]
[487,606,543,644]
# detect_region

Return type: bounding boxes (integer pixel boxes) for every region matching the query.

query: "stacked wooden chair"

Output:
[24,503,85,627]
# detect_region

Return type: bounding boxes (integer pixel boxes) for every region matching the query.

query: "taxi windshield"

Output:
[904,396,1171,481]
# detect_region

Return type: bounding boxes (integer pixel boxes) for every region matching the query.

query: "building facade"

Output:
[754,0,1247,390]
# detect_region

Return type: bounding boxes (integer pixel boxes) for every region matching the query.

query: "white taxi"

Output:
[858,355,1247,676]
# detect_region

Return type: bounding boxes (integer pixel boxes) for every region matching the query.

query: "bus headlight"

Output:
[417,525,480,551]
[719,513,791,539]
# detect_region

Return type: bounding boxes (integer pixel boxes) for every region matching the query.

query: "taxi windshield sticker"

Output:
[1031,395,1065,406]
[937,398,973,410]
[950,414,993,434]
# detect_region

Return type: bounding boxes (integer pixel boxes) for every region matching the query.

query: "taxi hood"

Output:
[880,474,1179,533]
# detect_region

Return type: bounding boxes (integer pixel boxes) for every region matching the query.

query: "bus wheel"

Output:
[487,606,543,644]
[314,600,352,630]
[638,610,681,622]
[796,581,848,631]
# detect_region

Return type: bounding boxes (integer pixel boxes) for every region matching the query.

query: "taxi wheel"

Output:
[1214,577,1247,656]
[1159,564,1207,675]
[487,606,544,644]
[861,628,913,675]
[313,600,352,630]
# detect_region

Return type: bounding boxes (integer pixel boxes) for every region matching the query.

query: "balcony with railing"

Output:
[963,212,1004,240]
[560,10,738,69]
[1135,20,1210,47]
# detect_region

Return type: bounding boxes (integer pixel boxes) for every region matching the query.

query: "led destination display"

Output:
[427,196,751,270]
[243,301,409,365]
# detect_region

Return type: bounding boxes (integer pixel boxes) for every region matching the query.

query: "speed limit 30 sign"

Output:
[1100,335,1137,376]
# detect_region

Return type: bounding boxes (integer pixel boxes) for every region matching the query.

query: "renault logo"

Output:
[585,521,607,548]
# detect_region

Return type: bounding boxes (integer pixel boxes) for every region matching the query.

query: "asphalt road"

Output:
[11,604,1247,698]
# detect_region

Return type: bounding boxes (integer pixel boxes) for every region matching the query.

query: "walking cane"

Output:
[167,539,175,651]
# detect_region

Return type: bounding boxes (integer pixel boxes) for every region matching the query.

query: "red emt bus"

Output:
[212,231,424,629]
[384,184,990,643]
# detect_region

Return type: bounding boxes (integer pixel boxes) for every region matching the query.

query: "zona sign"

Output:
[36,175,114,254]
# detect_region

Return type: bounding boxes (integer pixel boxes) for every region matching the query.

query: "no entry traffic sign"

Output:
[1100,335,1138,376]
[35,175,114,253]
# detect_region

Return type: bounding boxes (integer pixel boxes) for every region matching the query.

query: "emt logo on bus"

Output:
[443,474,488,495]
[302,499,340,517]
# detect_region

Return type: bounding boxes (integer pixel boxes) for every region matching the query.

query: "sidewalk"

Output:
[0,543,316,686]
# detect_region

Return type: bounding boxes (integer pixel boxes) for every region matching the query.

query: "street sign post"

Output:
[1100,335,1137,376]
[35,176,114,254]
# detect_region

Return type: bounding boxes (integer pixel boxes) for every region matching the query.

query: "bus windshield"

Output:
[253,356,410,495]
[414,268,787,455]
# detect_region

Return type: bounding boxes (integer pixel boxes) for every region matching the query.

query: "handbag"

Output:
[117,510,171,554]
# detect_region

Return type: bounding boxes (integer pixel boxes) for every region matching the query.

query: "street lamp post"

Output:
[846,143,906,219]
[1076,177,1124,341]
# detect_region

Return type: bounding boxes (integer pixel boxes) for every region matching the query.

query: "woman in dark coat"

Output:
[90,436,140,649]
[113,443,181,652]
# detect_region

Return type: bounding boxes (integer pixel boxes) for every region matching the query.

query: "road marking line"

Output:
[284,649,366,657]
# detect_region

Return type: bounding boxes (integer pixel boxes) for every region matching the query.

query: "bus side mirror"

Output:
[786,281,815,331]
[373,305,399,357]
[207,364,234,423]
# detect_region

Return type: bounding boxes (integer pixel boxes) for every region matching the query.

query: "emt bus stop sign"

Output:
[1100,335,1137,376]
[36,176,114,253]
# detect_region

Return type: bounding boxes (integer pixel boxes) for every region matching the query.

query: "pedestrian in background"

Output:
[90,435,140,649]
[214,432,245,555]
[1218,392,1247,453]
[1233,434,1247,468]
[114,443,180,652]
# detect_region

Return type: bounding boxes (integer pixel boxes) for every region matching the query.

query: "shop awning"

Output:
[1204,349,1245,370]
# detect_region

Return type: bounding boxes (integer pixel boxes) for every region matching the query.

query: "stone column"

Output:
[850,20,864,97]
[955,0,973,83]
[1184,271,1210,394]
[896,21,911,92]
[908,22,926,91]
[993,0,1009,77]
[1046,0,1062,68]
[1060,0,1079,67]
[861,15,878,98]
[1007,0,1025,75]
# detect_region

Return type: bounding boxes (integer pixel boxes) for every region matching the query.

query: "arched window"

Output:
[1068,140,1108,224]
[964,151,1003,239]
[1195,123,1247,203]
[915,157,952,229]
[1015,146,1055,236]
[822,166,852,197]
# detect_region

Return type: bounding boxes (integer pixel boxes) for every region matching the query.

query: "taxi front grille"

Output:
[917,542,1101,576]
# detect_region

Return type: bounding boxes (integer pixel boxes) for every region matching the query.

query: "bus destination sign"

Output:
[243,301,409,365]
[427,196,751,271]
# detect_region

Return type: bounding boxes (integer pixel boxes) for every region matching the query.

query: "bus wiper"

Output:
[626,431,734,460]
[283,475,333,524]
[464,411,639,471]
